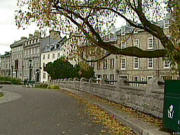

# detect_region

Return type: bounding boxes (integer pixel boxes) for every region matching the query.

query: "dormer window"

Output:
[134,39,140,48]
[134,28,138,34]
[121,41,126,49]
[164,60,171,68]
[147,37,154,49]
[121,27,125,35]
[164,20,169,28]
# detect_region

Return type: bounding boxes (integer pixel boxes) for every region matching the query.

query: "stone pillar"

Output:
[116,78,129,88]
[146,77,164,94]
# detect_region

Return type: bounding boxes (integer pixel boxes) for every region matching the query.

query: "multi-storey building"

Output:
[63,33,83,65]
[0,52,11,77]
[83,18,178,82]
[116,19,177,82]
[23,31,41,82]
[40,31,64,82]
[10,37,26,80]
[40,33,83,82]
[82,33,119,81]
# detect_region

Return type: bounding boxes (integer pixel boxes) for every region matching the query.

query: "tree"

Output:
[44,57,75,79]
[74,62,95,79]
[44,57,94,79]
[15,0,180,73]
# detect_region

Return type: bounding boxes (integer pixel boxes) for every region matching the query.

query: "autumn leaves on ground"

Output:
[61,89,135,135]
[59,88,163,135]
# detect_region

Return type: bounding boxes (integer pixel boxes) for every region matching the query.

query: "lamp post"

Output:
[29,60,32,81]
[35,69,40,82]
[11,66,13,78]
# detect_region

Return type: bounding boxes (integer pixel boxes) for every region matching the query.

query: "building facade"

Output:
[83,19,178,82]
[116,20,177,82]
[0,52,11,77]
[23,31,41,82]
[10,37,26,80]
[40,31,63,82]
[40,33,83,82]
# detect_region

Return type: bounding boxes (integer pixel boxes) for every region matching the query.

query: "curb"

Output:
[62,87,170,135]
[0,86,21,104]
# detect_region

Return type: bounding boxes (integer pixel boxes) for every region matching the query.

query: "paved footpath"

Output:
[0,85,106,135]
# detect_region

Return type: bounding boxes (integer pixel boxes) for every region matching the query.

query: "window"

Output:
[97,61,101,70]
[110,74,115,85]
[43,55,45,60]
[134,57,139,69]
[110,59,114,69]
[58,53,60,57]
[32,48,34,54]
[148,58,153,69]
[121,41,126,49]
[97,74,101,79]
[103,60,107,69]
[121,58,126,70]
[134,76,139,87]
[53,54,55,59]
[43,73,46,79]
[103,74,108,80]
[148,37,154,49]
[43,63,46,71]
[48,54,50,59]
[164,20,169,28]
[37,48,39,53]
[164,60,170,68]
[120,76,128,79]
[134,39,140,48]
[91,62,95,68]
[31,48,33,55]
[34,48,36,54]
[161,76,172,80]
[147,76,153,80]
[110,74,114,81]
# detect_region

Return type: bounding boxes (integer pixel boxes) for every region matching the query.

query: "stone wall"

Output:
[51,77,165,118]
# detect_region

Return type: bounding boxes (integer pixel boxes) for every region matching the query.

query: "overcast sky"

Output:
[0,0,125,55]
[0,0,38,55]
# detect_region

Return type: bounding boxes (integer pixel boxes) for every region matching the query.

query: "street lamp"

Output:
[29,60,32,81]
[35,69,40,82]
[11,66,13,78]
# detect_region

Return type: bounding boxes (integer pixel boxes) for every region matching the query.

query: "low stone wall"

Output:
[51,78,164,118]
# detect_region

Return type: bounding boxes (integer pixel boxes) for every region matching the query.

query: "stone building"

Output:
[23,31,41,82]
[83,33,119,82]
[40,32,83,82]
[10,37,26,80]
[40,31,65,82]
[62,33,83,65]
[116,19,177,82]
[82,18,178,82]
[0,52,11,77]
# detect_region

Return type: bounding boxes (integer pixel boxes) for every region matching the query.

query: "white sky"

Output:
[0,0,38,55]
[0,0,125,55]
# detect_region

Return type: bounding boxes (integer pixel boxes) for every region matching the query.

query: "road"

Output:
[0,85,106,135]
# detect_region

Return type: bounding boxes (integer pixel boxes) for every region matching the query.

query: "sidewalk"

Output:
[62,88,170,135]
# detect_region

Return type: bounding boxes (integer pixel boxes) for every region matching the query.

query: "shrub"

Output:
[47,85,60,89]
[0,92,3,97]
[0,76,22,85]
[35,83,48,88]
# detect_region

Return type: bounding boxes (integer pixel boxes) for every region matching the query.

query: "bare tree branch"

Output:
[81,53,111,62]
